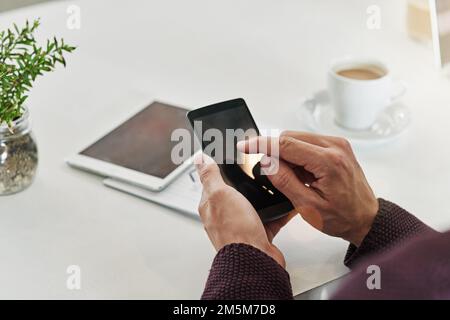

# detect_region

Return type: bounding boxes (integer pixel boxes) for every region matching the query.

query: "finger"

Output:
[195,153,226,194]
[237,136,325,169]
[280,130,330,147]
[237,136,278,155]
[262,157,321,208]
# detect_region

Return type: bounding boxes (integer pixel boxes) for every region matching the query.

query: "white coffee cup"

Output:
[327,58,406,130]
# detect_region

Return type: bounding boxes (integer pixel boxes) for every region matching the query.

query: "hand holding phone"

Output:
[187,98,293,222]
[194,152,296,267]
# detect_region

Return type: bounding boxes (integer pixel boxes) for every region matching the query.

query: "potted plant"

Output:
[0,19,75,195]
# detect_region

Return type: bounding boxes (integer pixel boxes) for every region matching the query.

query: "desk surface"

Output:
[1,0,450,299]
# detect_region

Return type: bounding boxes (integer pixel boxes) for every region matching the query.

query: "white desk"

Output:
[1,0,450,299]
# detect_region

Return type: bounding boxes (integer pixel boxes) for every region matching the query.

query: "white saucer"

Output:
[297,90,411,143]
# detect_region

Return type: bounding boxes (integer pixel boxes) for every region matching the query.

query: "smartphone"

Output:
[187,98,293,223]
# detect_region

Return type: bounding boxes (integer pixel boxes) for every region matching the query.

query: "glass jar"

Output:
[0,107,38,195]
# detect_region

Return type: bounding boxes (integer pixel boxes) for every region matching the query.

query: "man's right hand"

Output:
[237,131,379,246]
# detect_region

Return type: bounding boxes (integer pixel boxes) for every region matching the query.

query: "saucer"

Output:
[297,90,411,143]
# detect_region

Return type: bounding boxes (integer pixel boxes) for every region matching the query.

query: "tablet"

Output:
[187,98,294,223]
[67,101,198,191]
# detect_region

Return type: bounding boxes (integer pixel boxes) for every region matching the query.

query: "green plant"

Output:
[0,19,75,128]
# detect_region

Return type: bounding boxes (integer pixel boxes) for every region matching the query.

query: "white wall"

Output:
[0,0,59,13]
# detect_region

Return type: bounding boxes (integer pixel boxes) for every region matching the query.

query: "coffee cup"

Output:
[328,58,406,130]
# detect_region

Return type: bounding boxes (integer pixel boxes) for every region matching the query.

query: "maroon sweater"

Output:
[202,199,450,299]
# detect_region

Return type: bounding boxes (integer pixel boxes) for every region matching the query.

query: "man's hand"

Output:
[195,154,295,267]
[237,131,379,246]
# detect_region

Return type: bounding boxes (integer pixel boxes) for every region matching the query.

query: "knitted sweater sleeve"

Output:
[201,243,293,300]
[344,198,435,268]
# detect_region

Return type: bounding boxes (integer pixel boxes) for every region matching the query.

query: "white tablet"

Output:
[66,101,199,191]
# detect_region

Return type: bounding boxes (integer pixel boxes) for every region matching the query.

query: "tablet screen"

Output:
[81,102,196,178]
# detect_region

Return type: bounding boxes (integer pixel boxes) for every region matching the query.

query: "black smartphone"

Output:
[187,98,293,223]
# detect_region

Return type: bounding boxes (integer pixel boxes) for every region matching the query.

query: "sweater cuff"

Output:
[201,243,293,300]
[344,198,434,268]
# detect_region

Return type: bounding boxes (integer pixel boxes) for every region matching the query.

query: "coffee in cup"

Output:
[336,67,384,80]
[328,58,405,130]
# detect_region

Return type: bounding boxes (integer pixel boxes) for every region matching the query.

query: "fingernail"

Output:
[260,155,271,168]
[260,155,272,176]
[194,153,205,170]
[195,153,214,170]
[236,140,246,151]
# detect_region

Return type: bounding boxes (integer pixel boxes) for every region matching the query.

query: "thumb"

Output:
[195,153,226,194]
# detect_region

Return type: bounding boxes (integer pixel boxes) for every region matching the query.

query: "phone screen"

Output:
[188,98,293,222]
